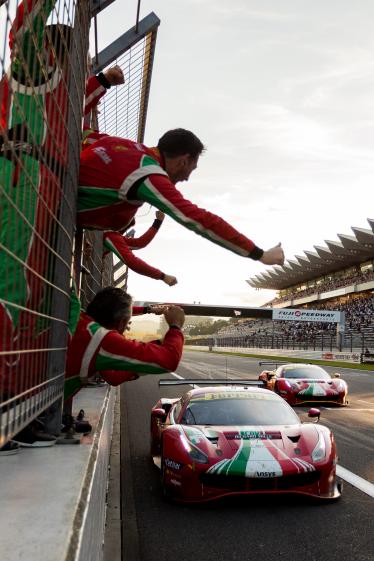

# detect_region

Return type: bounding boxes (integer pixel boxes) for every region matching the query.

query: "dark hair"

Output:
[157,128,205,159]
[86,287,132,328]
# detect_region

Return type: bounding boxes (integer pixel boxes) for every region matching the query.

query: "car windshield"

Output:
[280,365,331,380]
[180,392,299,426]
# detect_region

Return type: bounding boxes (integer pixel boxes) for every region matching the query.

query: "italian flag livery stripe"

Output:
[103,237,124,262]
[207,429,315,478]
[95,349,166,374]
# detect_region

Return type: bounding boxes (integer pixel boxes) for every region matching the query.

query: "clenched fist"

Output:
[163,274,177,286]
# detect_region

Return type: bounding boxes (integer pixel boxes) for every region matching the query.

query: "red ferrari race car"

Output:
[258,363,348,406]
[150,379,342,503]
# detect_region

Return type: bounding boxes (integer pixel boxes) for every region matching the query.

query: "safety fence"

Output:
[0,0,159,446]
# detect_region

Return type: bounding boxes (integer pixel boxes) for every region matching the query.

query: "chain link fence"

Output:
[0,0,159,446]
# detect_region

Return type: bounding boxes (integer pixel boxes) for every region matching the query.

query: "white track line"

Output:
[337,466,374,498]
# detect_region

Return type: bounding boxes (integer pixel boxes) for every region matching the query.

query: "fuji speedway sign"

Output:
[272,309,341,323]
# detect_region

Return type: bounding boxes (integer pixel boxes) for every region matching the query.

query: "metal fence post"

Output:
[44,1,90,434]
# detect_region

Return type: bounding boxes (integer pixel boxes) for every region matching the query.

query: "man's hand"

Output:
[259,243,285,266]
[155,210,165,221]
[163,274,177,286]
[163,305,185,329]
[104,65,125,86]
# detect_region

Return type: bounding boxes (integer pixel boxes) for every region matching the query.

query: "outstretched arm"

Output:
[125,211,164,249]
[130,173,284,264]
[104,230,177,285]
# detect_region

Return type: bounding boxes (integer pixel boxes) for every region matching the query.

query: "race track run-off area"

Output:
[119,350,374,561]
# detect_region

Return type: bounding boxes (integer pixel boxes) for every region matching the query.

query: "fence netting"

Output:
[0,0,89,445]
[0,0,160,447]
[94,18,159,143]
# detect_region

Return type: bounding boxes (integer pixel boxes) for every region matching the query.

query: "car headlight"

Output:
[335,381,347,392]
[180,433,209,464]
[311,430,326,462]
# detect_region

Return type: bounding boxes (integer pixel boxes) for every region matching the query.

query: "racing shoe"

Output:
[74,409,92,434]
[13,420,57,447]
[61,411,92,435]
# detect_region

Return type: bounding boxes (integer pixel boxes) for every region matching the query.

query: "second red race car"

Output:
[151,379,342,503]
[258,363,348,406]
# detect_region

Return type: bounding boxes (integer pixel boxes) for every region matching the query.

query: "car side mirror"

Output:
[308,408,320,423]
[153,408,167,421]
[333,373,340,378]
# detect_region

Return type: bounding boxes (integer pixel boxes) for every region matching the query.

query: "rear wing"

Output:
[159,379,266,387]
[258,361,287,369]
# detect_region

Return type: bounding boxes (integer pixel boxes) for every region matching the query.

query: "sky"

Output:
[94,0,374,309]
[2,0,373,311]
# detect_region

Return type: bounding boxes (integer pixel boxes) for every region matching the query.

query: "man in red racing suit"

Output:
[78,129,285,266]
[103,211,177,286]
[65,287,184,399]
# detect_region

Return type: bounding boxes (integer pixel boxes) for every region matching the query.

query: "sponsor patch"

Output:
[113,144,128,152]
[93,146,112,164]
[256,471,276,478]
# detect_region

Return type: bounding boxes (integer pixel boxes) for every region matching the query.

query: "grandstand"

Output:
[188,219,374,353]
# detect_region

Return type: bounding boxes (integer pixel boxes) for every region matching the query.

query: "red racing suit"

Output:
[78,137,263,259]
[65,312,183,398]
[103,217,166,280]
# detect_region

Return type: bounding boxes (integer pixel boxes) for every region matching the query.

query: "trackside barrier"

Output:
[185,346,362,364]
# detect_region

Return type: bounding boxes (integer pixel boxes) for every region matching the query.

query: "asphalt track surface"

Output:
[120,350,374,561]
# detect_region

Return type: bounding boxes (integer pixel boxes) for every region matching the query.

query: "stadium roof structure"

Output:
[246,218,374,290]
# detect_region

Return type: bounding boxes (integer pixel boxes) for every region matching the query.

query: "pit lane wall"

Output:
[185,346,362,363]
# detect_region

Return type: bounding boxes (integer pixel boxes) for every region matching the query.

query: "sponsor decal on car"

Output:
[202,392,278,401]
[164,458,183,471]
[170,478,182,487]
[208,439,316,478]
[225,431,282,440]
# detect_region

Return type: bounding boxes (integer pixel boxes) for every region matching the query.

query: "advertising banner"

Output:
[272,309,341,323]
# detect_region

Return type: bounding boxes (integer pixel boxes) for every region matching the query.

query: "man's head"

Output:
[157,128,205,183]
[86,287,132,334]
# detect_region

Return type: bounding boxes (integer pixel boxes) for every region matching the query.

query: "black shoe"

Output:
[0,440,20,456]
[62,411,92,434]
[74,409,92,433]
[14,421,57,448]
